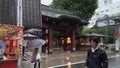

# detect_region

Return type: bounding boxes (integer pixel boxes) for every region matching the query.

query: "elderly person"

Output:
[85,39,108,68]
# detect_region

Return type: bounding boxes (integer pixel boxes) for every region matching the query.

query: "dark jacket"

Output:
[85,48,108,68]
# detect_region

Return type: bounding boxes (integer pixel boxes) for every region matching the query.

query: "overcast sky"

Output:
[113,0,120,3]
[41,0,53,5]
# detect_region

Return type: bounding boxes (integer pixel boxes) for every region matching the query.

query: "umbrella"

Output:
[25,28,42,33]
[85,33,110,37]
[30,39,46,48]
[0,39,6,49]
[23,33,37,38]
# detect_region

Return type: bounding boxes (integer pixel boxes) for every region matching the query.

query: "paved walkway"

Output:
[22,48,119,68]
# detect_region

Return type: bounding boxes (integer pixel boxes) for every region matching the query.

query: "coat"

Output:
[85,48,108,68]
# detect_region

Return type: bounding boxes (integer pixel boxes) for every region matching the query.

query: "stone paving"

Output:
[22,48,119,68]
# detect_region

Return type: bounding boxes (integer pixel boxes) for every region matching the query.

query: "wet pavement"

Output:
[109,55,120,68]
[50,54,120,68]
[22,48,120,68]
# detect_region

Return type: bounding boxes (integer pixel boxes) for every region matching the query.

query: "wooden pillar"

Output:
[72,29,76,51]
[48,28,53,53]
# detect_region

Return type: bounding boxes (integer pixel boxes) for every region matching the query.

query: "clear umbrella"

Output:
[25,28,42,33]
[23,33,37,38]
[30,39,46,48]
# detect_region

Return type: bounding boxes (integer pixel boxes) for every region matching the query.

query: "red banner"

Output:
[0,24,24,59]
[0,24,23,39]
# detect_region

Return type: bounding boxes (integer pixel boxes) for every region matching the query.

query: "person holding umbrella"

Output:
[31,48,40,68]
[30,39,46,68]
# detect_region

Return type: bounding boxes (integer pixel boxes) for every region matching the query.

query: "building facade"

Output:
[0,0,17,25]
[98,0,112,8]
[88,0,120,28]
[0,0,41,28]
[0,0,87,53]
[22,0,41,28]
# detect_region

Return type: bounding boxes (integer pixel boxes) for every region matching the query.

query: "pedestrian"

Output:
[85,39,108,68]
[31,48,41,68]
[0,49,3,60]
[3,45,9,58]
[0,47,4,68]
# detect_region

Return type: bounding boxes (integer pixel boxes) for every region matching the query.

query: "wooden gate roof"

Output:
[41,5,88,26]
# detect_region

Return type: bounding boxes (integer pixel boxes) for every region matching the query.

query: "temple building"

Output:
[0,0,87,53]
[40,5,87,53]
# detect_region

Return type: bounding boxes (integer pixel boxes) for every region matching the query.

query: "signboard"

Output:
[0,24,23,39]
[0,24,24,58]
[115,32,120,37]
[50,21,70,27]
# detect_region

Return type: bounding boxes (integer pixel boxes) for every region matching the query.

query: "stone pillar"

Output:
[115,38,119,51]
[115,25,120,51]
[72,29,76,51]
[48,28,53,53]
[115,26,120,51]
[100,37,104,45]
